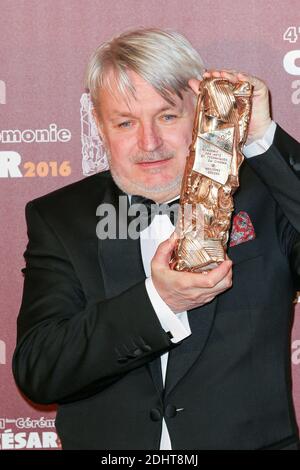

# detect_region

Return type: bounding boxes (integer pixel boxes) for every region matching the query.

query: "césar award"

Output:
[169,77,253,272]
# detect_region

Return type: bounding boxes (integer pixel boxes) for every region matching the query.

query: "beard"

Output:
[106,148,183,196]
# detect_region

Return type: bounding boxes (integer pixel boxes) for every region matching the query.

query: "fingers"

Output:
[179,260,233,309]
[151,248,233,312]
[203,69,239,84]
[188,70,257,94]
[188,78,201,95]
[193,259,232,289]
[170,258,232,291]
[202,69,265,91]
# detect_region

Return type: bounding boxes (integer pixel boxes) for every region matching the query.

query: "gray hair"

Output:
[85,28,205,110]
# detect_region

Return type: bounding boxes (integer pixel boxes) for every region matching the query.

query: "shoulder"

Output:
[29,170,112,207]
[26,170,114,221]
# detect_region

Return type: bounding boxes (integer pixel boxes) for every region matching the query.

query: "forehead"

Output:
[97,69,189,117]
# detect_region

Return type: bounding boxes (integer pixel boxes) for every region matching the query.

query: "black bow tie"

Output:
[130,195,180,227]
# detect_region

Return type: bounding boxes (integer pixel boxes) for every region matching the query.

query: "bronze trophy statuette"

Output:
[169,77,253,272]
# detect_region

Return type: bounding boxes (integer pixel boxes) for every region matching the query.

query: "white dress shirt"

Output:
[129,121,276,449]
[141,213,191,450]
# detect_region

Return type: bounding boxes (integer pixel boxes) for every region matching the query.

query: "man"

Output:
[13,28,300,449]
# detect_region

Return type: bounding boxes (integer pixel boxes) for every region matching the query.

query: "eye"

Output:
[117,121,132,128]
[162,114,177,122]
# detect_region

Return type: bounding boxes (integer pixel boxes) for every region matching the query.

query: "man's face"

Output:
[94,70,196,202]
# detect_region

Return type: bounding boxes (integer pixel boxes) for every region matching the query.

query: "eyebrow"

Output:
[109,105,182,121]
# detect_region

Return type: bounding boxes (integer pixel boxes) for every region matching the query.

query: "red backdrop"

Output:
[0,0,299,449]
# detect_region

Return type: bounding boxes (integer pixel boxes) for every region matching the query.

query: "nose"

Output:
[137,121,163,152]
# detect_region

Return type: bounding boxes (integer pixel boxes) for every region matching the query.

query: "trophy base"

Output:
[170,238,225,273]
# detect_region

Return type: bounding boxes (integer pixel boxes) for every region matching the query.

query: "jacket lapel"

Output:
[164,298,217,398]
[96,177,164,395]
[97,180,145,297]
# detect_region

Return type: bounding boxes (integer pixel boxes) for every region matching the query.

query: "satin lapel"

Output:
[97,180,145,297]
[97,177,163,395]
[164,297,218,398]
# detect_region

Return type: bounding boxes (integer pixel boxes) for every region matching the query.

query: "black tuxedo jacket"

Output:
[13,125,300,449]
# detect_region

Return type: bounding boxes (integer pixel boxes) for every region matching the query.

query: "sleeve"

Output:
[243,121,276,158]
[145,277,191,343]
[246,125,300,286]
[276,204,300,290]
[245,124,300,232]
[290,235,300,290]
[12,201,174,405]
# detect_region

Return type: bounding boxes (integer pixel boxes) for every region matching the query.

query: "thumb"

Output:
[153,232,178,266]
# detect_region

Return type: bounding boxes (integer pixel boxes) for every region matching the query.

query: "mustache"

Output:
[132,151,175,164]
